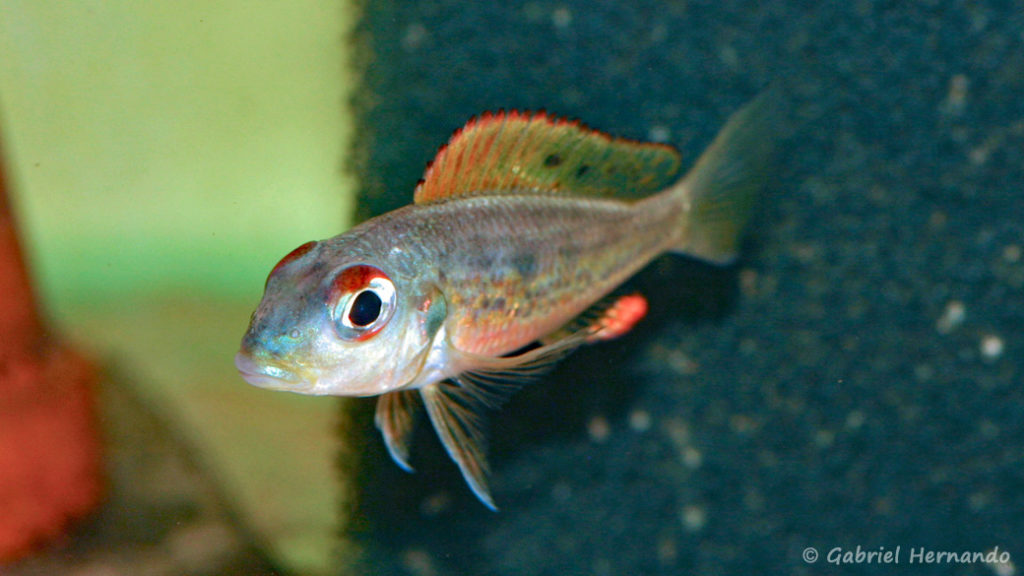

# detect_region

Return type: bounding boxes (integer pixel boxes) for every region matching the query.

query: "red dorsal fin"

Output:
[413,111,682,204]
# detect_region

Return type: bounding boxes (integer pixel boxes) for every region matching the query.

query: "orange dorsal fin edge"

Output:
[413,111,682,204]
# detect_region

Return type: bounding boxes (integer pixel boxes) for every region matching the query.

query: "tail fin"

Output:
[674,92,776,264]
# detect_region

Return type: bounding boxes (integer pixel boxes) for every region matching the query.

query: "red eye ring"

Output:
[328,265,397,341]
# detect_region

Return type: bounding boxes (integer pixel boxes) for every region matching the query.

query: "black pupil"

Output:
[348,290,383,327]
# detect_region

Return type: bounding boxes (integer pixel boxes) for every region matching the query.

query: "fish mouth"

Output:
[234,352,304,391]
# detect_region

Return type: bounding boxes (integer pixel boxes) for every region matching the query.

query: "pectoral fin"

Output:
[456,326,589,397]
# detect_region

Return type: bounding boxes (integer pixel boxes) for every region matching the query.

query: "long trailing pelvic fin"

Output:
[375,389,420,472]
[419,327,593,509]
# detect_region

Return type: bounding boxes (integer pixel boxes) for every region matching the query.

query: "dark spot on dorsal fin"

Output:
[413,111,681,204]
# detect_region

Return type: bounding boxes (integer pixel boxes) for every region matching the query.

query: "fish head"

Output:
[236,238,442,397]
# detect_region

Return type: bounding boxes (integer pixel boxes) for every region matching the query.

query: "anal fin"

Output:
[587,293,649,342]
[541,292,650,346]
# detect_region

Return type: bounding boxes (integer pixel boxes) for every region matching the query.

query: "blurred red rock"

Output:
[0,142,103,562]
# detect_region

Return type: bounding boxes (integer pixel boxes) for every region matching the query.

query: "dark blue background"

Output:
[346,1,1024,574]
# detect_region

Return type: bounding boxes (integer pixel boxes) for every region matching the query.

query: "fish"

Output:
[235,94,775,509]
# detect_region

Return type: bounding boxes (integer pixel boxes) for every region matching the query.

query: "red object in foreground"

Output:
[0,146,103,561]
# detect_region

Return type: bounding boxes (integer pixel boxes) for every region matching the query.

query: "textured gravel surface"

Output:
[348,1,1023,575]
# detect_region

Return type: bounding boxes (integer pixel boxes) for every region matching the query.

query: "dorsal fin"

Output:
[413,111,682,204]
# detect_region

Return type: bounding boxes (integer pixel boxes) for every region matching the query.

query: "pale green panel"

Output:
[0,3,358,575]
[0,0,355,307]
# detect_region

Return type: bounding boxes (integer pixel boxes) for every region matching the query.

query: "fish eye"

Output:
[348,290,383,327]
[329,265,396,341]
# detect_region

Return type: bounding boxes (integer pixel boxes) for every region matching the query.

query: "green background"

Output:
[0,2,358,574]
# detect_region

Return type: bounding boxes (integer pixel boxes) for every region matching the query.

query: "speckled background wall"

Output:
[349,1,1023,574]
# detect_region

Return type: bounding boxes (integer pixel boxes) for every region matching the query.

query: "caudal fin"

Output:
[674,92,776,264]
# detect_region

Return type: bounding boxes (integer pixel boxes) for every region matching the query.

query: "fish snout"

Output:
[234,350,302,390]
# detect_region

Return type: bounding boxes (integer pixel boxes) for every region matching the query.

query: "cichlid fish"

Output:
[236,95,774,509]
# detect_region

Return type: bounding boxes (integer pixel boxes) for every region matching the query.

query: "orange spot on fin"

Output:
[588,293,648,342]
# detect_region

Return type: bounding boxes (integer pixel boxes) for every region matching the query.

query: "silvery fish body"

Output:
[236,95,774,508]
